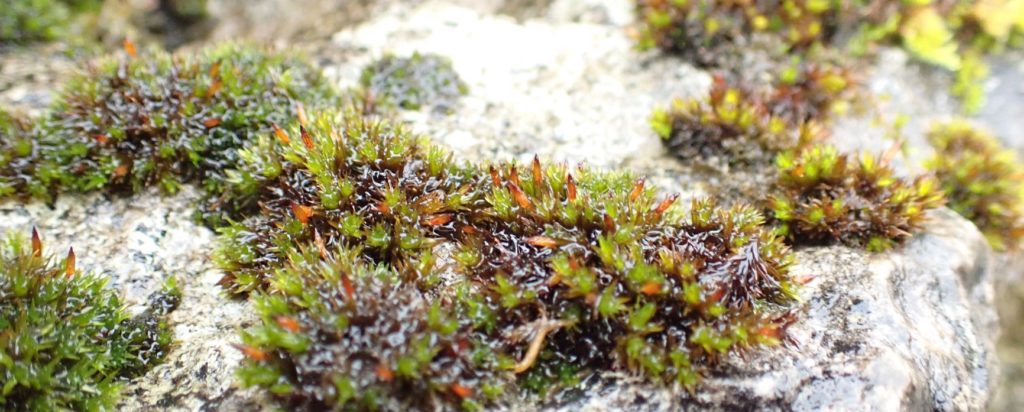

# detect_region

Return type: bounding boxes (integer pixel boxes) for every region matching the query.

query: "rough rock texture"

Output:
[0,0,1017,411]
[555,209,997,411]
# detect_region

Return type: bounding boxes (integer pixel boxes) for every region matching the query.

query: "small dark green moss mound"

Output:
[16,43,337,206]
[0,110,36,198]
[770,61,857,125]
[0,230,176,411]
[0,0,100,43]
[360,52,468,112]
[925,121,1024,251]
[217,111,798,407]
[767,145,945,252]
[650,77,822,166]
[237,248,506,411]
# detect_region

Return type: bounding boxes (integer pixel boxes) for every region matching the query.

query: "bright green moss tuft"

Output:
[11,43,338,209]
[0,230,177,411]
[360,52,468,113]
[767,145,945,251]
[925,120,1024,250]
[0,0,101,43]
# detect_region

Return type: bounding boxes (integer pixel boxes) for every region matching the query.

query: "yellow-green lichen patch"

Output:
[925,120,1024,250]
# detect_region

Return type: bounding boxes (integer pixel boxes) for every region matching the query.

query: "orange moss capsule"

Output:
[450,383,472,398]
[508,183,533,211]
[526,236,560,248]
[489,165,501,187]
[376,364,394,381]
[272,123,290,144]
[629,179,645,202]
[566,174,577,202]
[532,155,543,189]
[31,227,42,258]
[204,118,221,128]
[65,247,76,277]
[123,38,137,58]
[232,343,269,361]
[291,203,314,225]
[300,126,314,149]
[423,214,453,226]
[275,315,301,332]
[653,194,678,219]
[640,282,661,295]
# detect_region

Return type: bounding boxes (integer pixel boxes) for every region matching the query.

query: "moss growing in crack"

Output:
[924,120,1024,250]
[17,43,337,208]
[360,52,468,113]
[0,229,176,411]
[0,0,101,43]
[650,76,823,166]
[767,145,945,251]
[0,110,36,198]
[217,110,799,405]
[237,247,506,411]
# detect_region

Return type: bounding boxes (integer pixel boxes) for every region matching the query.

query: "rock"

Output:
[554,209,997,411]
[0,0,1012,410]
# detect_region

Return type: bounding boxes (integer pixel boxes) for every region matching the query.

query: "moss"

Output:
[0,0,101,43]
[650,76,823,166]
[0,229,176,411]
[767,145,945,251]
[360,52,468,113]
[634,0,1023,113]
[924,120,1024,250]
[0,110,36,199]
[237,247,506,411]
[12,43,338,214]
[216,110,798,407]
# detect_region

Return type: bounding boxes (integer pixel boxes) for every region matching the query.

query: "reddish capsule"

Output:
[566,174,577,202]
[450,383,472,398]
[300,126,314,149]
[291,203,314,225]
[526,236,560,248]
[206,79,222,98]
[508,165,521,188]
[232,344,269,361]
[93,134,109,144]
[423,214,453,226]
[204,118,221,128]
[208,60,222,78]
[272,123,290,144]
[275,316,301,332]
[653,194,678,219]
[640,282,661,295]
[123,38,137,58]
[629,179,645,202]
[113,165,130,178]
[31,227,42,258]
[376,364,394,381]
[488,166,501,187]
[340,273,355,301]
[532,155,543,189]
[508,183,533,211]
[603,214,615,232]
[64,248,76,277]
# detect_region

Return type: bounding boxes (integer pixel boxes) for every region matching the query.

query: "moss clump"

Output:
[650,76,822,166]
[0,0,101,43]
[360,52,468,113]
[237,247,506,411]
[15,43,337,209]
[214,110,468,294]
[0,110,36,198]
[216,110,798,407]
[924,121,1024,250]
[767,145,945,252]
[0,230,177,411]
[770,61,857,125]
